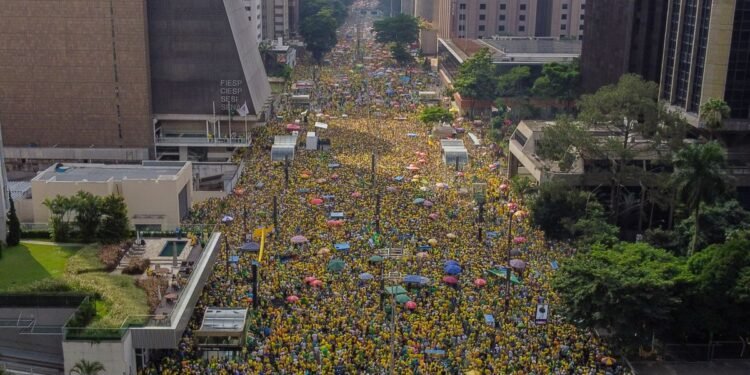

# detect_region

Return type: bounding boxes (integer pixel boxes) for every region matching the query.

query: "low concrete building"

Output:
[507,120,663,186]
[30,162,193,232]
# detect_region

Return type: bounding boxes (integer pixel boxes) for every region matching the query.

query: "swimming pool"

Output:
[159,240,188,257]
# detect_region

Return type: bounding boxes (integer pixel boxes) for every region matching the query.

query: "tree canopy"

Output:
[672,141,732,255]
[531,60,580,102]
[418,106,454,124]
[372,14,420,45]
[453,48,497,102]
[553,242,690,345]
[496,66,532,97]
[300,9,339,63]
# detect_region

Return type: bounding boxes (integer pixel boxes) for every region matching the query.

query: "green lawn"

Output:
[0,242,81,290]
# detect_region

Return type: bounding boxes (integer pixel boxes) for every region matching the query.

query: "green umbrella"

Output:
[327,259,346,273]
[369,255,384,263]
[487,268,521,284]
[384,285,408,295]
[395,294,411,304]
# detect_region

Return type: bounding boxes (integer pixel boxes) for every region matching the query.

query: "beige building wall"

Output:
[30,164,192,230]
[550,0,586,38]
[443,0,587,39]
[700,0,735,107]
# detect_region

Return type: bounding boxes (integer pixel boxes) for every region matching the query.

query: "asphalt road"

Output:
[632,360,750,375]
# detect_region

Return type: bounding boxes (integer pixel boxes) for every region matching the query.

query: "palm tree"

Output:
[672,141,731,255]
[699,98,731,140]
[69,359,105,375]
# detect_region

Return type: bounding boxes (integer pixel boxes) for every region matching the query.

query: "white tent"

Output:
[440,139,469,168]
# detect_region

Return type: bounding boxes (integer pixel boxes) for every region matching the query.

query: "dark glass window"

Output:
[520,4,526,11]
[480,3,486,10]
[724,0,750,119]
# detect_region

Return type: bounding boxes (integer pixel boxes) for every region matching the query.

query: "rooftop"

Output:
[479,38,581,64]
[33,162,189,183]
[199,307,247,334]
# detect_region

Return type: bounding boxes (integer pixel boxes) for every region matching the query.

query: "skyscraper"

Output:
[0,0,271,167]
[660,0,749,127]
[580,0,668,93]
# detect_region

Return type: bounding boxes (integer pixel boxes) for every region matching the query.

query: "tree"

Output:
[418,106,453,124]
[98,195,130,244]
[453,48,497,115]
[679,232,750,337]
[43,195,77,242]
[553,242,690,346]
[674,200,750,253]
[6,195,21,246]
[372,14,420,45]
[496,66,532,97]
[672,141,731,255]
[73,191,102,242]
[529,181,589,240]
[699,98,731,140]
[389,43,413,65]
[531,60,580,109]
[300,9,338,63]
[69,359,105,375]
[572,201,620,249]
[300,0,347,26]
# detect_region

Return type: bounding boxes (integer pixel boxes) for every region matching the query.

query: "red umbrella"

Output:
[311,279,324,287]
[428,213,439,220]
[442,276,458,285]
[310,198,324,205]
[351,191,362,198]
[304,276,316,284]
[499,184,509,191]
[286,295,300,303]
[286,124,301,131]
[405,301,417,310]
[513,236,527,244]
[474,278,487,287]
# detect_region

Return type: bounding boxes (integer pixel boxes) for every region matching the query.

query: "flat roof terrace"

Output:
[33,162,188,183]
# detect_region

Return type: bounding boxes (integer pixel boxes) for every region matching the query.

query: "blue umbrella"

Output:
[359,272,374,281]
[239,242,261,252]
[413,198,425,204]
[403,275,423,284]
[444,260,460,267]
[444,264,462,275]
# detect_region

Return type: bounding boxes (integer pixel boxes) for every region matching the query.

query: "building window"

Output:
[519,25,525,32]
[459,3,466,10]
[581,4,585,9]
[499,25,505,31]
[579,24,584,30]
[479,14,485,20]
[562,3,568,9]
[458,25,465,31]
[580,14,584,20]
[520,4,526,10]
[519,15,525,21]
[561,14,567,20]
[479,25,485,31]
[479,3,486,10]
[459,14,466,20]
[500,4,506,10]
[499,14,506,21]
[561,24,567,30]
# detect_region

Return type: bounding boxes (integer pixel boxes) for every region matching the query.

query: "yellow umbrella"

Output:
[465,371,481,375]
[427,238,438,246]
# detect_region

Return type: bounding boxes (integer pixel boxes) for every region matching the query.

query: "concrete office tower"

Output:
[148,0,272,161]
[262,0,299,40]
[660,0,749,129]
[450,0,586,39]
[0,0,271,167]
[580,0,668,93]
[0,0,153,164]
[244,0,264,42]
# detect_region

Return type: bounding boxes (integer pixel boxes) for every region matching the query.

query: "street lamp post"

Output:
[504,202,517,318]
[221,215,234,282]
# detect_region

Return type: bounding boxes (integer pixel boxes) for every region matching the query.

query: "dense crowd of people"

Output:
[141,2,626,374]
